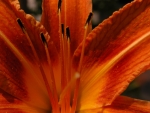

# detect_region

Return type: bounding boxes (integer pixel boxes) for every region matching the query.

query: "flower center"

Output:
[40,0,92,112]
[14,5,91,111]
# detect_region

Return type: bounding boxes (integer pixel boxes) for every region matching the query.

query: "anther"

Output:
[66,27,70,39]
[58,0,62,11]
[17,18,25,33]
[61,24,64,36]
[85,12,93,26]
[40,33,48,46]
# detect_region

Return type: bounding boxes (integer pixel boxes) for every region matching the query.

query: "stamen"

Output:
[61,26,67,90]
[78,12,93,72]
[58,5,68,113]
[40,33,59,110]
[71,13,93,113]
[58,5,65,89]
[66,27,70,39]
[40,33,48,46]
[17,19,59,112]
[66,27,71,112]
[78,22,90,72]
[58,0,62,11]
[66,27,71,80]
[61,28,68,113]
[61,24,64,36]
[85,12,93,26]
[17,18,25,33]
[29,33,58,112]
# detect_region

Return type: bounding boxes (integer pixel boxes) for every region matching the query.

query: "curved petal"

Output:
[73,0,150,110]
[0,89,48,113]
[41,0,92,55]
[77,96,150,113]
[0,0,58,110]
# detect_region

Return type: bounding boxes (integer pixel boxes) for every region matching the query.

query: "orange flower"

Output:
[0,0,150,113]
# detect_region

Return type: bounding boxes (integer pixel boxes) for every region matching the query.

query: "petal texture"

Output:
[41,0,92,55]
[77,96,150,113]
[73,0,150,110]
[0,89,47,113]
[0,0,57,110]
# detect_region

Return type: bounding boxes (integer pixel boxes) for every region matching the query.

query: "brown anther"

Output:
[17,18,25,33]
[40,33,48,46]
[58,0,62,11]
[61,24,64,36]
[85,12,93,26]
[66,27,70,40]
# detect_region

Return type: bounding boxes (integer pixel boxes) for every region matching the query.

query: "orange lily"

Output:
[0,0,150,112]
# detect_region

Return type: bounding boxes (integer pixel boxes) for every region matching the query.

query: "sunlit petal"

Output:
[73,0,150,110]
[77,96,150,113]
[0,89,47,113]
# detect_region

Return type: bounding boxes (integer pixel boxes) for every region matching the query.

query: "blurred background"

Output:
[18,0,150,101]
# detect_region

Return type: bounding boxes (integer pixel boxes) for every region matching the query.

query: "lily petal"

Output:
[0,0,58,110]
[0,89,45,113]
[73,0,150,110]
[77,96,150,113]
[41,0,92,55]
